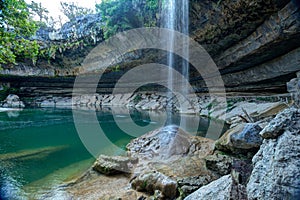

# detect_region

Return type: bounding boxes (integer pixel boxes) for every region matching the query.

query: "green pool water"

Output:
[0,107,225,199]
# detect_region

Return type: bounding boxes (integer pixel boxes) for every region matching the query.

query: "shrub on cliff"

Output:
[96,0,159,39]
[0,0,39,68]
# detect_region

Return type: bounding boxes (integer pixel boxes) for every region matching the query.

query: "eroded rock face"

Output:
[189,0,300,92]
[1,1,299,94]
[127,125,191,159]
[247,107,300,200]
[126,125,218,197]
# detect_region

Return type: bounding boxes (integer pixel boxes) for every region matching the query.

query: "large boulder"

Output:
[1,94,25,108]
[215,123,262,156]
[127,125,215,160]
[259,107,298,139]
[127,125,218,197]
[247,107,300,200]
[184,174,247,200]
[131,171,177,199]
[92,155,138,175]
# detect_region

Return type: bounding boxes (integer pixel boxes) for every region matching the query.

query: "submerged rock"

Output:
[247,107,300,200]
[92,155,138,175]
[0,146,67,161]
[131,171,177,199]
[215,123,262,156]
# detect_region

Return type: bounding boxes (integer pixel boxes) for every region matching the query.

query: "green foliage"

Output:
[0,85,19,101]
[38,38,91,63]
[0,0,39,67]
[96,0,159,39]
[112,64,120,72]
[60,1,94,21]
[27,1,59,29]
[133,94,142,104]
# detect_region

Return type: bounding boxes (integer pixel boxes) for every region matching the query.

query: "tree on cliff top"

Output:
[0,0,39,67]
[60,1,94,21]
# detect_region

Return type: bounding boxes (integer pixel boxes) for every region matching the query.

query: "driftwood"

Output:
[238,108,255,123]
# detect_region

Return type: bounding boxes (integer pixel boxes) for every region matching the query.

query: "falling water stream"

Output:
[164,0,189,125]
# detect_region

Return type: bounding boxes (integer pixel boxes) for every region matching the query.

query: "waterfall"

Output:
[163,0,189,125]
[164,0,176,125]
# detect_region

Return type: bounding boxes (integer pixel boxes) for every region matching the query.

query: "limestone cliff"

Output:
[0,0,299,96]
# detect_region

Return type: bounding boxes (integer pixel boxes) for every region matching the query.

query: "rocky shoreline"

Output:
[0,76,298,199]
[42,106,299,199]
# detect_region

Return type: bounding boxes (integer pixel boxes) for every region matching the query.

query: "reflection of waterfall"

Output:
[163,0,189,125]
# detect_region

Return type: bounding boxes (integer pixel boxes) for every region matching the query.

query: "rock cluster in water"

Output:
[0,94,25,108]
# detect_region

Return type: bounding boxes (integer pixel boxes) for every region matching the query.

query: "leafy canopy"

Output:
[96,0,159,39]
[0,0,39,67]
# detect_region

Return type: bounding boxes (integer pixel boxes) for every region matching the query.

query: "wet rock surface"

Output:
[127,125,193,159]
